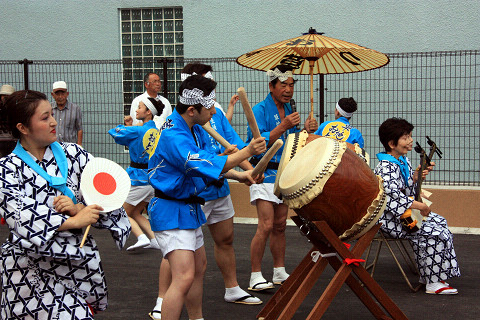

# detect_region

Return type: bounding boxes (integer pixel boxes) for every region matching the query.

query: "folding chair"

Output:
[364,230,422,292]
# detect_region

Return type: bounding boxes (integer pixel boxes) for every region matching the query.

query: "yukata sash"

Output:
[13,141,77,203]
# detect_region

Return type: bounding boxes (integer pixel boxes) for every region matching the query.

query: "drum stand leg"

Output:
[257,217,408,320]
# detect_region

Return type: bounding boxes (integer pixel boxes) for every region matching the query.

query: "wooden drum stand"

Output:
[257,216,408,320]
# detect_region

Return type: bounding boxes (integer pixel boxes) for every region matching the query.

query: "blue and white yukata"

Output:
[199,106,247,203]
[0,142,131,319]
[148,110,227,233]
[247,93,300,184]
[314,116,364,148]
[374,154,460,284]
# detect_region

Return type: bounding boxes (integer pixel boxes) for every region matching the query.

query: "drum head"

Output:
[279,137,346,209]
[273,131,310,197]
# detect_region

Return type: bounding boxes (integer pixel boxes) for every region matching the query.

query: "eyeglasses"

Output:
[148,80,161,84]
[53,90,68,95]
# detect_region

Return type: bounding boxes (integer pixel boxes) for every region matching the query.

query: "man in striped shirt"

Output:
[51,81,83,145]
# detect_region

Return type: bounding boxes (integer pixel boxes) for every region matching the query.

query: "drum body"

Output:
[276,135,386,241]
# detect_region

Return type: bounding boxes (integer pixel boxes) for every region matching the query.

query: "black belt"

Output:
[154,189,205,205]
[130,161,148,169]
[208,177,225,188]
[249,158,279,170]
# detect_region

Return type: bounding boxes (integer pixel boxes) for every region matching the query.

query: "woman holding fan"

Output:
[0,90,130,319]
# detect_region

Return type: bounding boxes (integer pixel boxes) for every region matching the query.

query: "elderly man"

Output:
[0,84,15,105]
[129,72,172,127]
[246,64,318,292]
[51,81,83,145]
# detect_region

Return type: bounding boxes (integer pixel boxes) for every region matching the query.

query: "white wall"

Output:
[1,0,478,60]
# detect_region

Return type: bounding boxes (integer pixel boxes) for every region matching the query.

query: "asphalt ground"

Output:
[0,223,478,320]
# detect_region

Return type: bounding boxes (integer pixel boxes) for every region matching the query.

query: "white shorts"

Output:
[125,184,154,206]
[202,195,235,225]
[154,228,204,258]
[249,183,283,205]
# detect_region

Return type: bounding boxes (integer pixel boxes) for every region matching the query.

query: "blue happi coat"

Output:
[199,108,247,201]
[246,93,300,183]
[315,116,364,148]
[108,120,159,186]
[148,110,227,231]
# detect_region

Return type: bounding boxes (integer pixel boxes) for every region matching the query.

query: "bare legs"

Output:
[250,200,288,272]
[160,247,206,320]
[123,202,155,239]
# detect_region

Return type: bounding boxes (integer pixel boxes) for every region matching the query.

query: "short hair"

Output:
[4,90,48,139]
[176,75,217,114]
[144,72,159,84]
[147,97,165,115]
[378,117,414,152]
[182,62,213,75]
[270,64,296,87]
[338,97,357,114]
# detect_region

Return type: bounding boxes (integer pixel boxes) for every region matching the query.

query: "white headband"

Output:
[181,71,213,81]
[267,68,293,82]
[140,97,158,116]
[336,102,353,118]
[179,87,216,109]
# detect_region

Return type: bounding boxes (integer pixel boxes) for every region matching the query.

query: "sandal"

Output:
[226,294,263,305]
[425,281,458,295]
[148,310,161,320]
[248,280,274,292]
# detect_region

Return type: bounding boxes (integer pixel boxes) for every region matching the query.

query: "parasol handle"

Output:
[202,122,232,149]
[251,139,283,178]
[237,87,261,139]
[309,60,315,120]
[80,224,91,248]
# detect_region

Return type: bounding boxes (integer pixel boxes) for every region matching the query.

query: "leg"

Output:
[185,246,207,320]
[123,202,144,238]
[161,249,197,320]
[249,200,275,291]
[124,202,151,251]
[270,203,288,268]
[127,201,156,240]
[208,217,237,288]
[250,199,275,272]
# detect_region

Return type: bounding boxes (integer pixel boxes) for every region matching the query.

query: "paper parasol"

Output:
[79,157,130,247]
[236,27,389,120]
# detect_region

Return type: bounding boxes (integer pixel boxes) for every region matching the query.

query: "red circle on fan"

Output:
[93,172,117,195]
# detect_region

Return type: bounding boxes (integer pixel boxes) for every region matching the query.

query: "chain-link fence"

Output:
[1,50,479,185]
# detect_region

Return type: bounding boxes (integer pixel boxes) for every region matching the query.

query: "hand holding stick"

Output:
[251,140,283,178]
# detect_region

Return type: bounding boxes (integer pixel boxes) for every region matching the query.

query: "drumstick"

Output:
[80,225,91,248]
[202,122,232,149]
[251,139,283,178]
[237,87,261,139]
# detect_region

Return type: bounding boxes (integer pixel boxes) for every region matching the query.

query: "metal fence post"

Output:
[18,58,33,90]
[157,58,174,98]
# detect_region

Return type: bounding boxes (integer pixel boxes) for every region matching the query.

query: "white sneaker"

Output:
[126,237,150,251]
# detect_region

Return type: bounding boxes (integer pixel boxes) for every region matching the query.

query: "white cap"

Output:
[0,84,15,95]
[52,81,67,92]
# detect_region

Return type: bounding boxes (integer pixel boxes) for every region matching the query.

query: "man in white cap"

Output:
[129,73,172,127]
[51,81,83,145]
[0,84,15,140]
[0,84,15,105]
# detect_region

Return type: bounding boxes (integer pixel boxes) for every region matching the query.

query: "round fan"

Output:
[80,157,130,212]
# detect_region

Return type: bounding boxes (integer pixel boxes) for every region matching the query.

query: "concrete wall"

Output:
[1,0,478,60]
